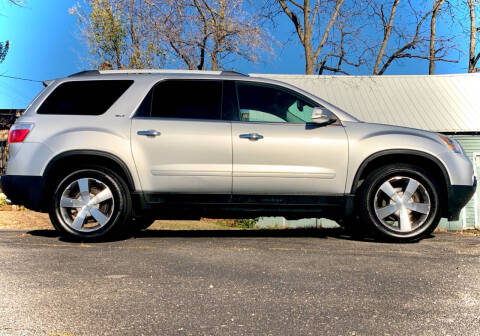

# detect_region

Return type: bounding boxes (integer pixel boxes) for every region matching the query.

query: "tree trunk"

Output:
[129,0,141,68]
[304,30,314,74]
[429,0,444,75]
[373,0,400,75]
[211,40,219,70]
[303,0,314,74]
[468,0,477,73]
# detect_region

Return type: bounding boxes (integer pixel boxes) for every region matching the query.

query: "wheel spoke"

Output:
[374,175,431,234]
[88,188,113,206]
[77,178,90,202]
[60,196,84,208]
[402,178,419,202]
[399,207,412,232]
[71,206,88,230]
[406,202,430,214]
[375,204,399,219]
[89,207,108,226]
[379,181,398,201]
[60,177,115,233]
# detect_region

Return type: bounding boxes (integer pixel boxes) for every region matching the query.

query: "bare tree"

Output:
[368,0,457,75]
[467,0,480,72]
[372,0,400,75]
[317,24,364,75]
[273,0,346,74]
[3,0,24,6]
[429,0,445,74]
[143,0,270,70]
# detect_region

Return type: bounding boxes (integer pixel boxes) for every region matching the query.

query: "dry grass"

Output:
[0,206,236,231]
[0,206,478,236]
[452,229,480,237]
[0,207,51,230]
[150,219,236,230]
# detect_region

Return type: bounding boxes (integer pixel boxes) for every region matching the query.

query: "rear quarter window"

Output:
[37,80,133,115]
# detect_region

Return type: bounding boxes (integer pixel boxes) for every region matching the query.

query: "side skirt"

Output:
[132,192,355,220]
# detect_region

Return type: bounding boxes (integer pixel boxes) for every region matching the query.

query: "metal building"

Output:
[253,74,480,230]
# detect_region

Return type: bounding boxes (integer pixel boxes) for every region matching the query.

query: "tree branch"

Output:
[377,3,436,75]
[373,0,400,75]
[277,0,305,45]
[313,0,345,61]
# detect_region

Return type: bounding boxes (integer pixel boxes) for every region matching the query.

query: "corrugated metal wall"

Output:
[253,74,480,133]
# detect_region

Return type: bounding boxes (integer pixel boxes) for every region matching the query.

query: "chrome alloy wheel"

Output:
[59,178,115,232]
[373,176,431,233]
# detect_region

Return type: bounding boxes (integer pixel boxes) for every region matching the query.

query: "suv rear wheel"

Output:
[358,163,441,242]
[49,167,132,239]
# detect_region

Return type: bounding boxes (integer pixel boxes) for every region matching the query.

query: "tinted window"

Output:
[150,80,222,120]
[38,80,133,115]
[236,83,315,123]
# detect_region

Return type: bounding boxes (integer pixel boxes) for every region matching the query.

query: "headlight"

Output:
[439,136,464,154]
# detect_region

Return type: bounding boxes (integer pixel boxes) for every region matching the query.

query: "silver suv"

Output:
[1,70,476,241]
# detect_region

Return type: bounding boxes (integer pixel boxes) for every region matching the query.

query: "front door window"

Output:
[236,83,316,123]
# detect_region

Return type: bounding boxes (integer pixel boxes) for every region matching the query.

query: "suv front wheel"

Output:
[49,167,132,239]
[358,163,442,242]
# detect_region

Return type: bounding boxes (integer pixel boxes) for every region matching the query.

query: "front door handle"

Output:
[239,133,264,141]
[137,130,161,137]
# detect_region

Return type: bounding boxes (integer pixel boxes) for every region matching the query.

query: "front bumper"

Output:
[447,176,477,221]
[0,175,46,212]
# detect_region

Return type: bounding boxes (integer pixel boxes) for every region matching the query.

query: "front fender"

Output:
[344,122,454,193]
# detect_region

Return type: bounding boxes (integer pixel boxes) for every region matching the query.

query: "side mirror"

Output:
[311,107,336,125]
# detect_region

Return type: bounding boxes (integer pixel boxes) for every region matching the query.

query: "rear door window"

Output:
[37,80,133,115]
[137,80,223,120]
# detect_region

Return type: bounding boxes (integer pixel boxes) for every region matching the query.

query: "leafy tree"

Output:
[71,0,165,69]
[1,1,24,64]
[0,41,9,63]
[73,0,270,70]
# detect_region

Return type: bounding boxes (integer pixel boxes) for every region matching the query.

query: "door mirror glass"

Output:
[311,107,335,125]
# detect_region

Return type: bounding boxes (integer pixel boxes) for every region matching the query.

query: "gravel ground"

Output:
[0,229,479,335]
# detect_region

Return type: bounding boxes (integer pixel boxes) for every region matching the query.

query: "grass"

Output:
[0,192,6,205]
[0,208,250,231]
[149,219,238,231]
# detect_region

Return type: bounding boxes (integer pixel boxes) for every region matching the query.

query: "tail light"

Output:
[8,123,34,143]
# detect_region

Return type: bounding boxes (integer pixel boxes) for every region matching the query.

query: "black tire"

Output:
[358,163,442,242]
[48,167,132,240]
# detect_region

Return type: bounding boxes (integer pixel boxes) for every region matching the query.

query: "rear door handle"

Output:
[239,133,264,141]
[137,130,161,137]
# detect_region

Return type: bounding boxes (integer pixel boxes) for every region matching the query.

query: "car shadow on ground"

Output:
[26,227,430,244]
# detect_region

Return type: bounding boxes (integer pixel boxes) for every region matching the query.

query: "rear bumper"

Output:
[0,175,45,212]
[447,177,477,221]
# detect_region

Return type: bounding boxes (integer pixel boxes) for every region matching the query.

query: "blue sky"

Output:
[0,0,470,109]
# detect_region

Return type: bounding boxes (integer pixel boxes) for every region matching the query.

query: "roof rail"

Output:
[220,70,247,76]
[69,69,248,77]
[92,69,248,76]
[68,70,100,77]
